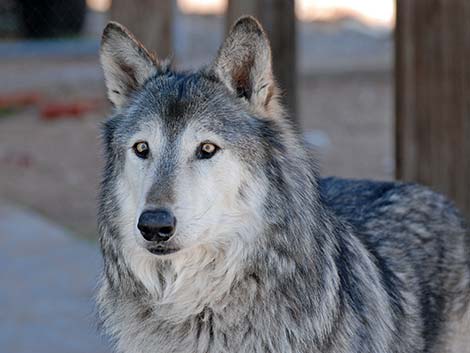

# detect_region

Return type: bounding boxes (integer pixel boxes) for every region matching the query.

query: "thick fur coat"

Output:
[96,17,470,353]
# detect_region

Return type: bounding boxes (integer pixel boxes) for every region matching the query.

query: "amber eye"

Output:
[197,142,219,159]
[133,141,149,159]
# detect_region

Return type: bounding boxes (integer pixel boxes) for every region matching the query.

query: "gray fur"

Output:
[97,17,470,353]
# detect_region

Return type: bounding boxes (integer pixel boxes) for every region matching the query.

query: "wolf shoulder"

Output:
[319,176,467,236]
[318,177,470,353]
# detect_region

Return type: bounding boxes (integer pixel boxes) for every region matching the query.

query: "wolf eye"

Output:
[133,141,149,159]
[197,142,219,159]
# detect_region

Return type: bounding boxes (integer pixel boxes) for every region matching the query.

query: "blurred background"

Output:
[0,1,468,352]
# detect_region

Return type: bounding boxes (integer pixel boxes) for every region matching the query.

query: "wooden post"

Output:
[110,0,173,58]
[395,0,470,218]
[226,0,297,122]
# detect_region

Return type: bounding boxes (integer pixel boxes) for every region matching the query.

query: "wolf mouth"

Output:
[147,246,179,255]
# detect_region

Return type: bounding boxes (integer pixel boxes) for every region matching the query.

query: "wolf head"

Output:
[99,17,314,289]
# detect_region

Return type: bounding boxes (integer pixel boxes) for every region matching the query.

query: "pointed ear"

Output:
[212,16,278,114]
[100,22,158,109]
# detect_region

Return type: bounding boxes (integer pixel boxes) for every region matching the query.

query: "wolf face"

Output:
[99,19,286,268]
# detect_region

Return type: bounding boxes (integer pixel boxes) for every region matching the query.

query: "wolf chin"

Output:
[96,17,470,353]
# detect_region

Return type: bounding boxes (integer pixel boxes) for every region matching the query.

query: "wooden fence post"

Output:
[395,0,470,218]
[111,0,173,58]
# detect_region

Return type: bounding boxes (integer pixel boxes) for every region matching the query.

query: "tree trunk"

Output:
[110,0,172,59]
[395,0,470,218]
[226,0,297,123]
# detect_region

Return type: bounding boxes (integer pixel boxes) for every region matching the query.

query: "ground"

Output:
[0,203,110,353]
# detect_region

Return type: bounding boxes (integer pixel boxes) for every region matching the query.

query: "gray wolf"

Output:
[96,16,470,353]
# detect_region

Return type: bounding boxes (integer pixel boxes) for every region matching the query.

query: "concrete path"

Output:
[0,203,110,353]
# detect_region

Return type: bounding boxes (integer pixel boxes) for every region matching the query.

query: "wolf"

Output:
[96,16,470,353]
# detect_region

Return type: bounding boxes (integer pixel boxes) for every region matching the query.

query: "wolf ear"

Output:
[100,22,158,109]
[212,16,278,114]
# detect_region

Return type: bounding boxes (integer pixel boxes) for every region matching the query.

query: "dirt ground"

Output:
[0,54,392,239]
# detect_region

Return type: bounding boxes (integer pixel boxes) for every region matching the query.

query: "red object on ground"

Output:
[0,92,41,109]
[40,101,99,120]
[0,91,103,120]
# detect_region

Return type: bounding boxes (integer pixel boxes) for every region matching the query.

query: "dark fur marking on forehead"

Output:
[165,74,196,119]
[143,70,212,117]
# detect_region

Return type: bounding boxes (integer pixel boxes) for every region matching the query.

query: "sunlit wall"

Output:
[86,0,395,28]
[178,0,395,27]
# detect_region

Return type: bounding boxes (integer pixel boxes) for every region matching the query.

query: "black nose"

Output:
[137,209,176,242]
